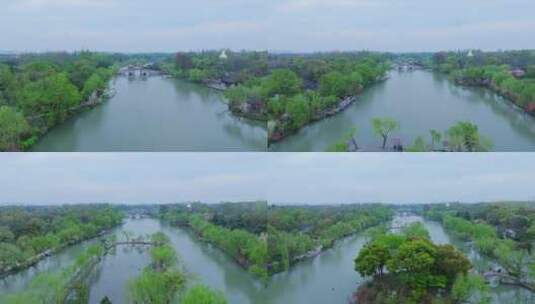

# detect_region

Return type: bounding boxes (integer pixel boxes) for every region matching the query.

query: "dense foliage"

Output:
[268,204,393,274]
[0,204,123,275]
[0,51,120,150]
[353,225,483,304]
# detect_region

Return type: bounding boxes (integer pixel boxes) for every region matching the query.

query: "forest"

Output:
[0,51,122,151]
[0,204,123,276]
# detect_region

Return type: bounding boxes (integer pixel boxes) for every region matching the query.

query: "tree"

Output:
[81,73,104,100]
[0,106,29,151]
[285,95,311,130]
[371,117,399,150]
[263,69,301,97]
[181,285,227,304]
[354,243,390,277]
[407,136,427,152]
[446,122,491,152]
[401,222,430,239]
[128,269,186,304]
[319,71,351,98]
[18,73,81,125]
[0,226,15,242]
[451,274,490,304]
[150,245,176,272]
[100,296,112,304]
[434,245,471,286]
[429,129,442,150]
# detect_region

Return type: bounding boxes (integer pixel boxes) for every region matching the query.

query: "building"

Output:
[219,50,228,60]
[510,68,526,78]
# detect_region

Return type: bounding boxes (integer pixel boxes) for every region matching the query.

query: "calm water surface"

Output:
[270,70,535,151]
[31,76,267,151]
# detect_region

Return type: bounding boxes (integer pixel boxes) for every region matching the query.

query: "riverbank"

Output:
[0,224,117,279]
[454,76,535,117]
[268,95,358,143]
[22,84,115,151]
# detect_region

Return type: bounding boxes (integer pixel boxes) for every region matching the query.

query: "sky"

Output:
[0,0,534,52]
[1,153,534,205]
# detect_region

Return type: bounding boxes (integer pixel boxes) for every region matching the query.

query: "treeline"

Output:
[267,204,393,274]
[353,223,488,304]
[424,203,535,285]
[0,51,122,151]
[0,204,123,275]
[128,232,227,304]
[430,50,535,115]
[160,203,268,279]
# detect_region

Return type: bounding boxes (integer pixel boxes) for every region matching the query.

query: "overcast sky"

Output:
[0,0,534,52]
[1,153,534,205]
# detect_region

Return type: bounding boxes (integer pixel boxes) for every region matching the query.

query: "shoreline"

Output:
[24,83,115,151]
[454,78,535,118]
[268,76,388,146]
[0,224,120,279]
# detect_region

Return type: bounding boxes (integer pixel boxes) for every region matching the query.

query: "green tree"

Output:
[446,122,491,152]
[0,106,29,151]
[285,94,311,130]
[451,274,490,304]
[407,136,427,152]
[181,285,227,304]
[150,245,177,272]
[371,117,399,150]
[429,129,442,150]
[354,243,390,277]
[263,69,301,97]
[128,269,186,304]
[401,222,430,239]
[319,71,351,98]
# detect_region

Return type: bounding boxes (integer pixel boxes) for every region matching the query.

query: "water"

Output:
[270,70,535,151]
[0,219,265,304]
[31,76,267,152]
[3,217,531,303]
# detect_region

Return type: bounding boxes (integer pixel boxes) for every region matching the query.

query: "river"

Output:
[30,76,267,152]
[2,217,532,303]
[270,70,535,151]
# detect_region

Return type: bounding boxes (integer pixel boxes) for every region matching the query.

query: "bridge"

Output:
[118,63,160,77]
